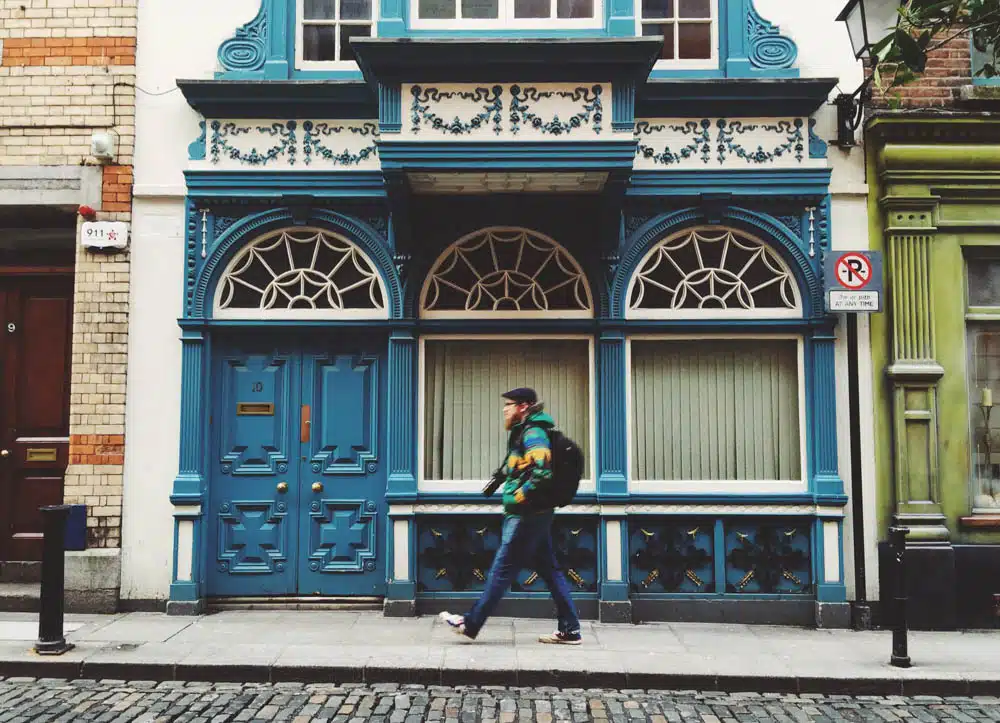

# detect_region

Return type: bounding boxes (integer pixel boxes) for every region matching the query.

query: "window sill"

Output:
[959,515,1000,529]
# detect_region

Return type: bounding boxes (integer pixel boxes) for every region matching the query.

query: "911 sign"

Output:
[823,250,883,313]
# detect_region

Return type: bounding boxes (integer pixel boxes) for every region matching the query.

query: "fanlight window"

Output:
[215,228,387,319]
[627,226,801,319]
[421,227,592,318]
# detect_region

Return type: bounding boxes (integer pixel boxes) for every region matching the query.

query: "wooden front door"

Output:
[0,275,73,562]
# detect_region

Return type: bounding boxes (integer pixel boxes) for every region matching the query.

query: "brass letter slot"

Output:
[26,448,58,463]
[237,402,275,416]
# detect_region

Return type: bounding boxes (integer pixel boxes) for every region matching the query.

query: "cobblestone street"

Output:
[0,678,998,723]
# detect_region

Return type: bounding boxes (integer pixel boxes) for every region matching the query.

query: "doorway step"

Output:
[207,596,383,612]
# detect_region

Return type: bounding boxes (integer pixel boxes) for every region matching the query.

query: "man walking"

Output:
[438,387,582,645]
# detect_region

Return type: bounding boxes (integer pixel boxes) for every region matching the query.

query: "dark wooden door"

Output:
[0,275,73,562]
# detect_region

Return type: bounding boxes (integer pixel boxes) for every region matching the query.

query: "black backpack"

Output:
[533,426,584,508]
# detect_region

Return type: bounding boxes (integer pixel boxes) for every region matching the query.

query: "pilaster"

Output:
[597,331,628,499]
[385,506,417,616]
[809,328,844,497]
[599,511,631,622]
[386,330,418,497]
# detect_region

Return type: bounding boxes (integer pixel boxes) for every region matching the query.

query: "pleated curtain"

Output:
[424,339,590,480]
[630,339,801,481]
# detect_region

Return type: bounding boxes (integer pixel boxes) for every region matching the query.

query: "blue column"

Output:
[169,329,208,610]
[264,0,291,79]
[809,329,844,498]
[597,331,628,499]
[606,0,636,37]
[377,0,406,41]
[386,330,417,497]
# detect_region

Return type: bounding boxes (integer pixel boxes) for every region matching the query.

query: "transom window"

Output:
[297,0,374,66]
[627,226,801,320]
[639,0,717,66]
[215,227,387,319]
[413,0,600,28]
[420,227,593,318]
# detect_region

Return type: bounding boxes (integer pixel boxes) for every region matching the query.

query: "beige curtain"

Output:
[630,339,801,481]
[424,339,590,480]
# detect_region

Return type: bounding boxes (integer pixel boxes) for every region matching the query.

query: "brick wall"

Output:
[872,32,972,109]
[1,0,136,549]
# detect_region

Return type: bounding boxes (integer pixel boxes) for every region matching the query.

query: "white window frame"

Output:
[417,334,597,494]
[296,0,377,71]
[625,333,808,495]
[409,0,603,30]
[212,226,389,320]
[638,0,719,71]
[625,225,803,321]
[419,226,595,320]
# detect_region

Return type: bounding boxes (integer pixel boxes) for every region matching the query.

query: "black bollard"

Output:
[34,505,74,656]
[889,525,910,668]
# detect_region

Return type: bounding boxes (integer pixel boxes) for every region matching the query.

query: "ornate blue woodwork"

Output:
[218,500,291,575]
[724,519,812,594]
[415,517,598,594]
[189,121,207,161]
[636,120,712,166]
[410,86,504,136]
[306,499,378,572]
[745,0,797,71]
[636,119,806,167]
[597,331,628,498]
[210,121,297,166]
[386,331,417,496]
[509,85,603,136]
[302,122,379,166]
[306,353,379,475]
[629,520,715,594]
[217,0,269,75]
[611,81,635,133]
[808,119,828,159]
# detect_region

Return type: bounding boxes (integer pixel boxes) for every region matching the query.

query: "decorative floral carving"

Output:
[808,118,828,159]
[302,121,379,166]
[189,120,207,161]
[210,120,297,167]
[630,521,714,593]
[635,120,712,166]
[725,521,811,594]
[716,119,804,164]
[510,85,602,136]
[410,85,504,136]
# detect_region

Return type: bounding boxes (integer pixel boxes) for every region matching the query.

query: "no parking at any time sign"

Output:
[823,250,883,313]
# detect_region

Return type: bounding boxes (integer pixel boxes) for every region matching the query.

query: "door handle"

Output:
[0,449,9,458]
[277,482,288,493]
[312,482,323,493]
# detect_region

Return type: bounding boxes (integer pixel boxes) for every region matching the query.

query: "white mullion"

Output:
[550,0,557,21]
[334,0,342,60]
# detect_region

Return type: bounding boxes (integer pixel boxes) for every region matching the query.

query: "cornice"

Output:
[867,112,1000,145]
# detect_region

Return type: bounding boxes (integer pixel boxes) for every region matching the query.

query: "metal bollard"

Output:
[34,505,74,656]
[888,526,910,668]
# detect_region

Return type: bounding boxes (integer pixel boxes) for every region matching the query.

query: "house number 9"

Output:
[5,323,13,333]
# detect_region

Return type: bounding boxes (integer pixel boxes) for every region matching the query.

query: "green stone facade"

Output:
[867,114,1000,629]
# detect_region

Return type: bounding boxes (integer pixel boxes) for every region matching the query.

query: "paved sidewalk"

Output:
[0,611,997,696]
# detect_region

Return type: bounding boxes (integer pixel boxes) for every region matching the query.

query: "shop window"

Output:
[972,40,999,86]
[965,257,1000,512]
[421,338,592,485]
[630,338,803,485]
[411,0,601,29]
[297,0,375,67]
[639,0,717,68]
[214,227,387,319]
[420,227,593,319]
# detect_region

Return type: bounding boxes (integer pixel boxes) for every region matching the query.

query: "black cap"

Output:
[502,387,537,405]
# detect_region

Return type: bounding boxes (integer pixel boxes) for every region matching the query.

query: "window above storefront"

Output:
[411,0,602,30]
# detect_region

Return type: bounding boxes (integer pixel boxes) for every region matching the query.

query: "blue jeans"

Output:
[463,512,581,639]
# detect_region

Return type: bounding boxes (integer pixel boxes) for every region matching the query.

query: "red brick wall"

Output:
[102,165,133,214]
[69,435,125,466]
[1,37,136,67]
[872,32,972,109]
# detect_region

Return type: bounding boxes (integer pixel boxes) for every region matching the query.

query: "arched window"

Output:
[627,226,801,320]
[420,226,592,319]
[214,227,388,319]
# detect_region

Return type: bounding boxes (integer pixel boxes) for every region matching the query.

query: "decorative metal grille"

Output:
[217,228,385,316]
[422,227,591,316]
[628,226,799,317]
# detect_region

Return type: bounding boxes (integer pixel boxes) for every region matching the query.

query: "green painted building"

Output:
[867,109,1000,629]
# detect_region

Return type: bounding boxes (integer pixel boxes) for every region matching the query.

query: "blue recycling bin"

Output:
[64,504,86,551]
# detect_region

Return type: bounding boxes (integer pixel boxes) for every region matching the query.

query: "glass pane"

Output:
[303,25,337,61]
[418,0,456,19]
[968,259,1000,307]
[968,324,1000,510]
[630,339,801,482]
[304,0,337,19]
[641,0,672,19]
[557,0,593,19]
[339,24,370,61]
[642,22,675,59]
[340,0,372,19]
[463,0,499,18]
[678,0,710,18]
[678,21,711,59]
[423,340,590,481]
[515,0,550,18]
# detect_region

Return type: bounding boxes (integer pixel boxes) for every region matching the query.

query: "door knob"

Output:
[276,482,288,493]
[0,449,9,458]
[312,482,323,493]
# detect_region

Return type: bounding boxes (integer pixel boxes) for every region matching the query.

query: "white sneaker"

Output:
[538,630,583,645]
[438,611,468,636]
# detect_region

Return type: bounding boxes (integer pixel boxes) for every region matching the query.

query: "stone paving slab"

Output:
[0,611,996,696]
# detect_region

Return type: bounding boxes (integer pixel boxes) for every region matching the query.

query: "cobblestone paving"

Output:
[0,678,998,723]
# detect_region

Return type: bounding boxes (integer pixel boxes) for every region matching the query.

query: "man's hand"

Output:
[482,468,504,497]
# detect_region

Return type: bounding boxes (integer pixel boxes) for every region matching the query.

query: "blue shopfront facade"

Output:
[167,0,849,625]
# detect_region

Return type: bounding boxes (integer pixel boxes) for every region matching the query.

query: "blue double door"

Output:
[207,335,386,598]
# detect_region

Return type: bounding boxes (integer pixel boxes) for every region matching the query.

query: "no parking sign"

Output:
[823,250,883,313]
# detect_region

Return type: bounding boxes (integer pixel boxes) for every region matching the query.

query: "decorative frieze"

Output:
[634,118,827,170]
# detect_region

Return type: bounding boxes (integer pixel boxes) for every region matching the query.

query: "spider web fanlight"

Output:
[214,228,388,319]
[627,226,802,320]
[420,227,593,318]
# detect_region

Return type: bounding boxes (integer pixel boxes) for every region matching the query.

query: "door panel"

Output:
[210,348,299,596]
[0,277,73,562]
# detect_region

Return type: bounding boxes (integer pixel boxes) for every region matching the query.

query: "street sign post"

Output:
[824,250,883,313]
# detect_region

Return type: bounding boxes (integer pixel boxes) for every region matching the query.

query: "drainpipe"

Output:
[847,313,872,630]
